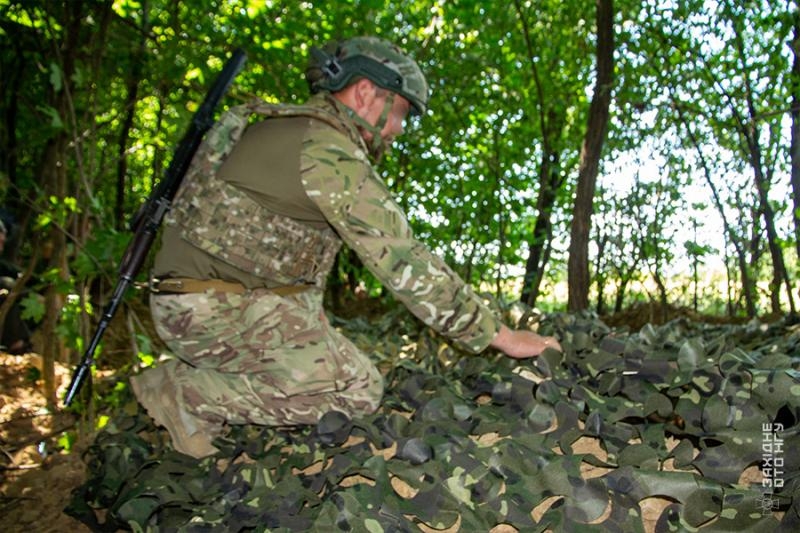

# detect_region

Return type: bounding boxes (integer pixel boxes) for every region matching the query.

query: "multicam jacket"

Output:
[154,93,500,353]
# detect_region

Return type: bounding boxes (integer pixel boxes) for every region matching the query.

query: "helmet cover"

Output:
[307,36,429,115]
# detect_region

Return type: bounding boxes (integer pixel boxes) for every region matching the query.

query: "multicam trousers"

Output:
[142,287,384,433]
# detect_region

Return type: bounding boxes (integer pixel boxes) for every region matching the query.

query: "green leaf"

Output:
[49,62,63,91]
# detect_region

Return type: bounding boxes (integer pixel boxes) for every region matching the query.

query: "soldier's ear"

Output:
[352,78,378,113]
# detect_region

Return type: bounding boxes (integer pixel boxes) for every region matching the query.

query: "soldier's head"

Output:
[306,36,429,160]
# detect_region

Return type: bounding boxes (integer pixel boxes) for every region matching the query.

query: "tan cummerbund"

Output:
[152,277,311,297]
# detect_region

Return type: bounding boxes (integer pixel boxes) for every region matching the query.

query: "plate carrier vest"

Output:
[165,99,364,288]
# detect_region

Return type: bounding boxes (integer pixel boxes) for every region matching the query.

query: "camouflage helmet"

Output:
[307,36,429,115]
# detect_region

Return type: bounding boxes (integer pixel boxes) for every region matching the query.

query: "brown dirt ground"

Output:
[0,350,92,533]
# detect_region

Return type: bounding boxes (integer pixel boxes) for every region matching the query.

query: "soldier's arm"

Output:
[301,133,498,352]
[301,131,558,357]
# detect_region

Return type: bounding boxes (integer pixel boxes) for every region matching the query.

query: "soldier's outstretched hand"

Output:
[489,325,562,359]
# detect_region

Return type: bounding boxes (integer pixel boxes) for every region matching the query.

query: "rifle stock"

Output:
[64,49,247,407]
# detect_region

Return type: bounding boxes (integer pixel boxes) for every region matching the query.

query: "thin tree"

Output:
[567,0,615,311]
[790,4,800,271]
[725,9,796,315]
[515,0,569,306]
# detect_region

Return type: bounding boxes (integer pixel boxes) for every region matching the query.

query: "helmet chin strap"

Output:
[366,92,394,163]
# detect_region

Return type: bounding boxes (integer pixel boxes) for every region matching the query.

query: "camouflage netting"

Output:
[66,304,800,532]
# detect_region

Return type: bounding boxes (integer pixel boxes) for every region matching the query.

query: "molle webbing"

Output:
[165,98,357,287]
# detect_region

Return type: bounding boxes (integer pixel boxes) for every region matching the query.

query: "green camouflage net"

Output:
[66,304,799,532]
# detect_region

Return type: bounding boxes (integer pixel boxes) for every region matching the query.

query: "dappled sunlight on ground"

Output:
[0,352,91,533]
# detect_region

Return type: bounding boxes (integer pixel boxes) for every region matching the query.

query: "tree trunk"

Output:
[791,9,800,267]
[41,133,70,407]
[520,149,559,306]
[752,163,794,314]
[669,88,758,318]
[593,234,608,314]
[567,0,615,312]
[728,12,795,315]
[614,276,629,313]
[38,1,88,407]
[513,0,569,307]
[115,1,149,228]
[651,263,669,322]
[737,245,757,317]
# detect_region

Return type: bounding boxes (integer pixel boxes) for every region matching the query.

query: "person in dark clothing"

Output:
[0,219,32,354]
